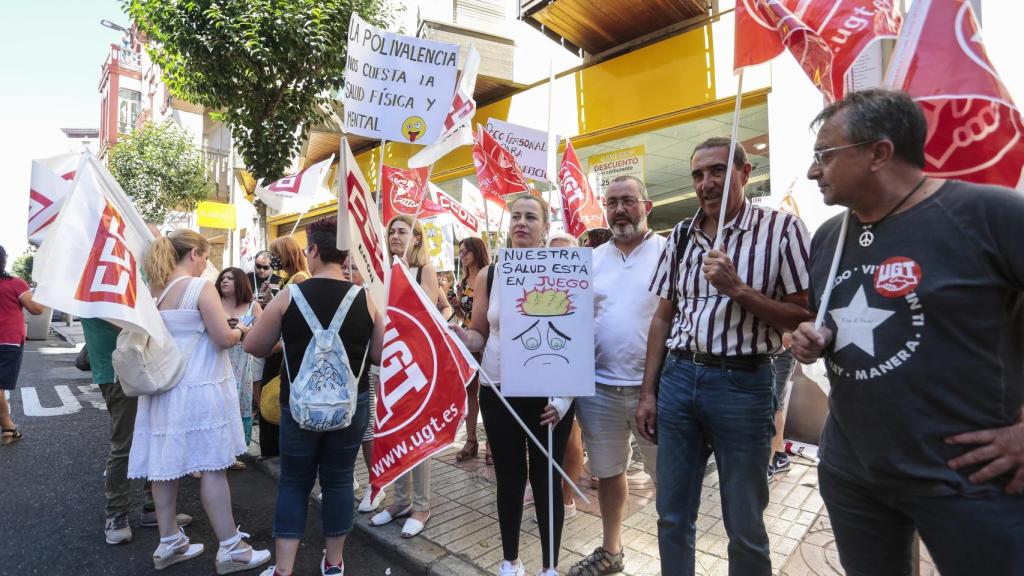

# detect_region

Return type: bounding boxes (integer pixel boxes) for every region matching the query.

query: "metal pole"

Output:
[715,70,745,250]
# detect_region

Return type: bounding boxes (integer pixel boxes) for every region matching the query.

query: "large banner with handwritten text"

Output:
[343,13,459,145]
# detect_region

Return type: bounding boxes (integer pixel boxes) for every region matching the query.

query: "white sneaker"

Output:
[536,569,558,576]
[352,476,360,492]
[358,488,385,513]
[215,528,272,575]
[564,501,577,519]
[499,560,526,576]
[259,567,278,576]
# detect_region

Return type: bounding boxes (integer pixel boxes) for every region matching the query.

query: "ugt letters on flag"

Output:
[32,155,163,337]
[370,259,477,500]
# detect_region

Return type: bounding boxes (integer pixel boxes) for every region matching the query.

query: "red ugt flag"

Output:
[472,125,532,202]
[559,140,607,238]
[885,0,1024,189]
[382,165,430,225]
[370,260,478,499]
[735,0,901,102]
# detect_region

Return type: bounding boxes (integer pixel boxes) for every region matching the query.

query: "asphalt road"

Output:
[0,335,409,576]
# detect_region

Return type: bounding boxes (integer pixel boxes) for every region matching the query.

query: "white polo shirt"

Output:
[593,231,667,386]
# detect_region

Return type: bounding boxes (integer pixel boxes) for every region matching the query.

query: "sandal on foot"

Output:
[401,512,430,538]
[1,428,23,445]
[566,546,624,576]
[229,460,247,471]
[215,527,271,575]
[456,439,479,462]
[153,528,204,570]
[370,504,413,526]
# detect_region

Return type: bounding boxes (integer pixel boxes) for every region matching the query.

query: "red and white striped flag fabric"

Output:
[256,155,335,213]
[885,0,1024,189]
[370,259,477,500]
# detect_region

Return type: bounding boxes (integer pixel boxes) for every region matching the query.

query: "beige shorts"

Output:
[575,383,657,479]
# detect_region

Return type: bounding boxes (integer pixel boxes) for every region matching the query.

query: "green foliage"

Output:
[12,250,33,285]
[125,0,399,182]
[108,121,214,223]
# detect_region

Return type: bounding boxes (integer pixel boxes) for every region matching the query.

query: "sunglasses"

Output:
[255,264,271,271]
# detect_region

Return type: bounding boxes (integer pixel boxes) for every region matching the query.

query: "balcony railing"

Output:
[117,47,141,69]
[203,147,230,200]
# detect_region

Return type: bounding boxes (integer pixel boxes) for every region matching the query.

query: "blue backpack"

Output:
[281,284,366,431]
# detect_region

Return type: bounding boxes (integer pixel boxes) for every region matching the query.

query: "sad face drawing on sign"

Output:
[512,284,575,367]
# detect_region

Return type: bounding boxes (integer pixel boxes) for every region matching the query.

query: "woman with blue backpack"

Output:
[245,217,384,576]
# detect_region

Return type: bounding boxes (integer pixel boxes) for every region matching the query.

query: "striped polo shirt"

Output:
[648,200,810,356]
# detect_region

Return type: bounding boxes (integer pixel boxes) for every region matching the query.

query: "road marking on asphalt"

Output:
[20,385,83,416]
[77,384,107,410]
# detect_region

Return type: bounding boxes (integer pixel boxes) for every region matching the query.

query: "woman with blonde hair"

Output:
[368,215,449,537]
[454,195,575,576]
[129,229,270,574]
[256,235,310,460]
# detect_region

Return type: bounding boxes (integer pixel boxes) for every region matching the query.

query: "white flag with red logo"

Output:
[32,154,163,337]
[429,182,479,235]
[338,140,388,307]
[382,165,430,224]
[256,155,335,213]
[370,259,477,500]
[408,45,481,168]
[559,140,607,238]
[885,0,1024,189]
[27,152,80,245]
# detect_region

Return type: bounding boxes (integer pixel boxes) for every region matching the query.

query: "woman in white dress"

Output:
[130,230,270,574]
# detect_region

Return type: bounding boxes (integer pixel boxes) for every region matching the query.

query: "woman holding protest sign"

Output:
[368,215,446,537]
[453,195,575,576]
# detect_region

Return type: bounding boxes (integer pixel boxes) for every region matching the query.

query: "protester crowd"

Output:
[4,89,1023,576]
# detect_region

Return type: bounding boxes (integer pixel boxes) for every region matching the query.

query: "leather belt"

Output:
[671,350,771,372]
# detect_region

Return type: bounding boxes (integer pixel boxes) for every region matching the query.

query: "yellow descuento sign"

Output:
[587,145,646,195]
[196,201,236,229]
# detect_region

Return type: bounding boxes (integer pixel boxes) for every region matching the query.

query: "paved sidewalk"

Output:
[54,320,934,575]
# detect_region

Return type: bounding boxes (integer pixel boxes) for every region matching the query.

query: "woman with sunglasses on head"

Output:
[453,194,576,576]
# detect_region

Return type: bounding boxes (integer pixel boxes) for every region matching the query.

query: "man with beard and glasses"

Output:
[566,175,666,576]
[639,138,812,575]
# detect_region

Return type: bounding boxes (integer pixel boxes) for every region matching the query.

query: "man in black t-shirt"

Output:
[792,89,1024,576]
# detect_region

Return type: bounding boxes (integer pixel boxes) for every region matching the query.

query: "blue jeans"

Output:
[819,465,1024,576]
[274,392,369,538]
[656,354,774,576]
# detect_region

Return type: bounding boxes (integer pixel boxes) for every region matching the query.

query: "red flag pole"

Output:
[715,70,745,250]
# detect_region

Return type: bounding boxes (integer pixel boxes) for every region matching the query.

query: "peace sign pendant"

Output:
[858,228,874,247]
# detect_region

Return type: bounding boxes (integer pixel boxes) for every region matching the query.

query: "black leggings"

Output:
[479,386,575,568]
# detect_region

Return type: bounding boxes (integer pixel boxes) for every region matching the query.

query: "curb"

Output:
[243,452,490,576]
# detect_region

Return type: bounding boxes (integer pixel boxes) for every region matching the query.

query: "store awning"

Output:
[521,0,708,55]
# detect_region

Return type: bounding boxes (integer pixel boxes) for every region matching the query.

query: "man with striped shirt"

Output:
[636,137,812,576]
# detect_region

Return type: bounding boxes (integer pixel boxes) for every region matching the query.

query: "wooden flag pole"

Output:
[715,70,745,250]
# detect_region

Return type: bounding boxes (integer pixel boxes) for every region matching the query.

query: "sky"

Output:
[0,0,126,262]
[0,1,1021,269]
